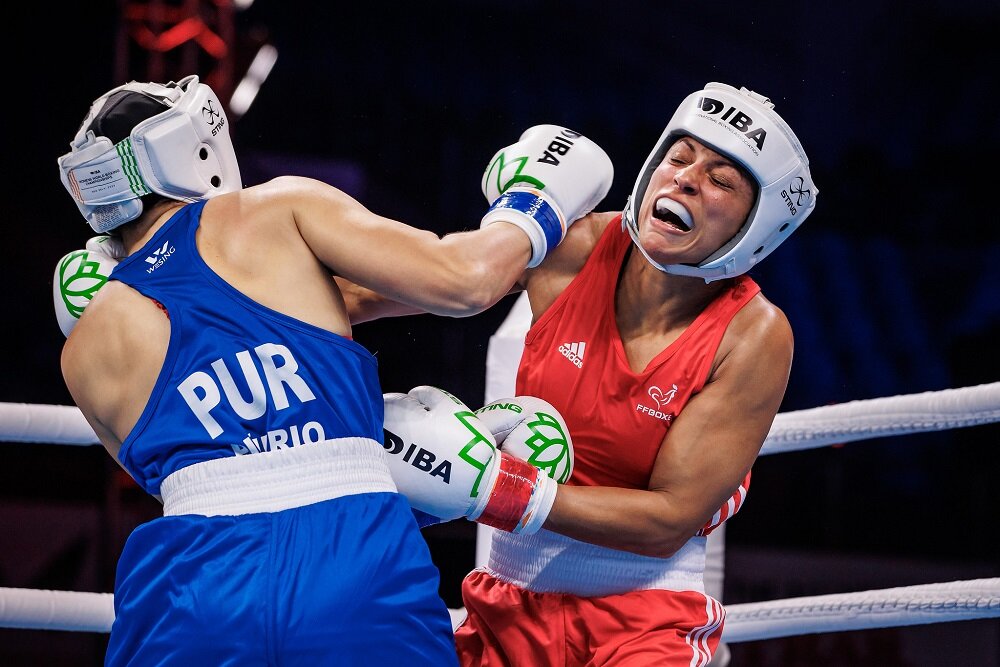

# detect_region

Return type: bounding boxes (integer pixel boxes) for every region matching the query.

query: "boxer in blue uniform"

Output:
[54,76,613,665]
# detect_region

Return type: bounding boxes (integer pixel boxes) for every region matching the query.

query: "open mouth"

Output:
[652,197,693,232]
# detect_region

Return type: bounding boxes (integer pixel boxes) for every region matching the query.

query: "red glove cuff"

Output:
[477,452,540,532]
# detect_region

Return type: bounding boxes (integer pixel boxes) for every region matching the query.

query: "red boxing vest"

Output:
[516,217,759,534]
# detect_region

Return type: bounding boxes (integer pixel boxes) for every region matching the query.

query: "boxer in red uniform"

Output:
[339,82,817,666]
[455,82,817,666]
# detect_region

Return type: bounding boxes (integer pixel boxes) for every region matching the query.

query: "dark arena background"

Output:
[3,1,998,665]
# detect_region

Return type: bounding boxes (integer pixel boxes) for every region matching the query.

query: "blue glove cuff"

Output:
[487,190,563,257]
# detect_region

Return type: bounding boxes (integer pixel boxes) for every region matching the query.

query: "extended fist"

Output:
[480,125,613,268]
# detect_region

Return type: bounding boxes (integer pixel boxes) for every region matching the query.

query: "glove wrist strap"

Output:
[476,452,546,533]
[481,189,565,268]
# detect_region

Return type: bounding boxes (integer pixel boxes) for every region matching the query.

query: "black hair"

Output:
[85,89,166,143]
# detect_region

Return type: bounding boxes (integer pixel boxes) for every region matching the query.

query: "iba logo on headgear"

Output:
[696,96,767,151]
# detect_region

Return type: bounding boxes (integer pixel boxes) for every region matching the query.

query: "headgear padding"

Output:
[622,82,817,282]
[58,75,242,233]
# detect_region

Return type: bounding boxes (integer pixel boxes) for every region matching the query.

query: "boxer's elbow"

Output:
[458,257,505,312]
[430,257,508,316]
[628,527,695,559]
[628,503,706,558]
[423,231,525,317]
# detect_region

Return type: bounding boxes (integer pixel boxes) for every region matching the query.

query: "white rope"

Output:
[2,386,997,640]
[761,382,1000,456]
[0,402,98,445]
[4,382,997,450]
[4,579,997,638]
[721,578,1000,642]
[0,587,114,633]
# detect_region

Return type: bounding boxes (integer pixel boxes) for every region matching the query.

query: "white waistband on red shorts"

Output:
[484,527,707,596]
[160,437,397,517]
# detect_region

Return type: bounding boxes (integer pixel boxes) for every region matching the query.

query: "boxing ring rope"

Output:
[761,382,1000,455]
[0,402,98,446]
[3,578,997,639]
[1,382,999,638]
[721,578,999,643]
[3,381,998,453]
[0,588,114,633]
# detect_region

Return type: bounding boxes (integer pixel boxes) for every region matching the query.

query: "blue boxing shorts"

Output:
[106,438,458,667]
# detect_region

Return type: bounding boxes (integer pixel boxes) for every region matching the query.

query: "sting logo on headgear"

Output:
[696,96,767,151]
[202,99,227,137]
[789,176,811,206]
[202,100,221,124]
[58,74,243,234]
[781,176,812,216]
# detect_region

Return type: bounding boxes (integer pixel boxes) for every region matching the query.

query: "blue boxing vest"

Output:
[109,200,384,496]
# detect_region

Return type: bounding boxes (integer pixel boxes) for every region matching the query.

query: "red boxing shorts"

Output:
[455,569,724,666]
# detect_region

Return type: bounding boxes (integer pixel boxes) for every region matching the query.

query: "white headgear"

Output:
[622,82,817,282]
[58,75,242,233]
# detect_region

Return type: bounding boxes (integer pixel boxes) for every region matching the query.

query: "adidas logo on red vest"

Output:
[558,341,585,368]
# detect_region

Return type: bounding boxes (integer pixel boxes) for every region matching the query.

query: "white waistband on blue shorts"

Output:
[484,528,707,596]
[160,437,397,517]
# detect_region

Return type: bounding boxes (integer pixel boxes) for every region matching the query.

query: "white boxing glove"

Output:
[53,235,125,337]
[481,124,614,268]
[382,385,558,534]
[475,396,574,484]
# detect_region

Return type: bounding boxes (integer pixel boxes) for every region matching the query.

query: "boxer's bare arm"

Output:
[61,280,170,460]
[544,296,793,557]
[252,176,533,317]
[334,211,616,324]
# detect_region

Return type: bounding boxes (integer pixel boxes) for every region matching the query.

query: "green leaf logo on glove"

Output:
[454,410,498,498]
[485,152,546,194]
[57,250,112,321]
[523,412,572,483]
